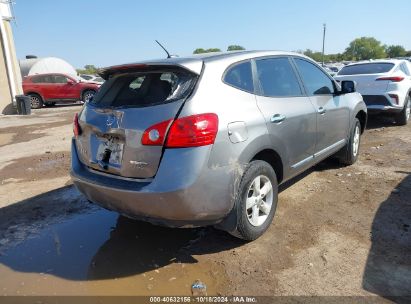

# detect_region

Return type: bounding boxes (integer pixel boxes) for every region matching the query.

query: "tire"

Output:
[338,118,361,166]
[229,160,278,241]
[395,96,410,126]
[28,93,43,109]
[82,90,96,103]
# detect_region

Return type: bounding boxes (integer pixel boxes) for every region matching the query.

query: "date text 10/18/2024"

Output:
[149,296,258,303]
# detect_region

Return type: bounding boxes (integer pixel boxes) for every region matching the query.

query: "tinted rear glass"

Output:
[338,63,395,75]
[224,61,254,93]
[91,70,196,108]
[32,75,53,83]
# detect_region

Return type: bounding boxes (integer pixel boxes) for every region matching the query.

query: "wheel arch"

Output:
[250,149,284,184]
[81,88,96,97]
[355,109,367,134]
[217,147,283,236]
[25,91,44,101]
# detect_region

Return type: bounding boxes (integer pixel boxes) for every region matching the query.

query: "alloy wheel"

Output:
[246,175,274,227]
[83,91,95,103]
[30,95,41,108]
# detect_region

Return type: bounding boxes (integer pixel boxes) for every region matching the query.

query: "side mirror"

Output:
[67,80,75,85]
[341,80,356,94]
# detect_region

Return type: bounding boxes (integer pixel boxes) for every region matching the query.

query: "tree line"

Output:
[77,38,410,73]
[193,45,245,54]
[301,37,410,62]
[194,38,411,62]
[76,64,99,75]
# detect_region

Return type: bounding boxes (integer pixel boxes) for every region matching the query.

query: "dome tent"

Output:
[19,56,77,78]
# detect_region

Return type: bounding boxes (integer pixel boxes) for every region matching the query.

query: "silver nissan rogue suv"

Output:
[71,51,367,240]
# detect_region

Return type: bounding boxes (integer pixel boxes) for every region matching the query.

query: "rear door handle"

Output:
[270,114,286,123]
[318,107,326,115]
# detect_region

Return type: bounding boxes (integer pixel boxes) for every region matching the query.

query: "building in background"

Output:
[0,1,22,114]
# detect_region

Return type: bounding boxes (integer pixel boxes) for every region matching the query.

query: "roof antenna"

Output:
[155,40,177,58]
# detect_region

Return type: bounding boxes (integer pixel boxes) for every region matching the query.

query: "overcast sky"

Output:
[12,0,411,68]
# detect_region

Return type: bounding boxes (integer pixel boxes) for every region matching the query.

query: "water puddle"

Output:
[0,210,226,295]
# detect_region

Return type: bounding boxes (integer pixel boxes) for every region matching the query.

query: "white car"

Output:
[335,59,411,125]
[79,74,105,85]
[322,66,337,77]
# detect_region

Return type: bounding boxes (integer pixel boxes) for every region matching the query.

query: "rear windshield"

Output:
[91,70,197,108]
[338,63,395,75]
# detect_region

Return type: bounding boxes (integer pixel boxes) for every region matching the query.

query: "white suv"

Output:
[335,59,411,125]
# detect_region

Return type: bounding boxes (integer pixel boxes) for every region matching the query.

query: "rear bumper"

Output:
[70,139,237,227]
[367,105,403,114]
[363,95,403,113]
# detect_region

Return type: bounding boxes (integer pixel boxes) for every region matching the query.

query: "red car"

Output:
[23,73,100,109]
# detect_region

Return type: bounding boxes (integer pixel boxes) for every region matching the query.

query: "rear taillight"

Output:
[142,114,219,147]
[166,113,219,148]
[376,76,404,82]
[141,119,173,146]
[73,113,81,137]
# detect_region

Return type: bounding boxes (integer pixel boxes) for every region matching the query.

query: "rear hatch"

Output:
[335,62,396,95]
[75,65,199,179]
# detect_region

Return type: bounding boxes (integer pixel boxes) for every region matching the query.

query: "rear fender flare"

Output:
[25,91,45,102]
[351,100,367,135]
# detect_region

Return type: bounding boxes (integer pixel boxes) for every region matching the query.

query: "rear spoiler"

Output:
[98,64,148,80]
[98,61,203,80]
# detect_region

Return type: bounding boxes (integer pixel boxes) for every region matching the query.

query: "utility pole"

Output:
[322,23,326,66]
[352,41,356,61]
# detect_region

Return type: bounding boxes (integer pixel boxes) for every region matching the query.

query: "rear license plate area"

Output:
[96,137,124,166]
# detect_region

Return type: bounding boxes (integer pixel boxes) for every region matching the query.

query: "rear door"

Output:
[75,67,197,178]
[31,74,54,100]
[253,57,317,174]
[293,58,350,156]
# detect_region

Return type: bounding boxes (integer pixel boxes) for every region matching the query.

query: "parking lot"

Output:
[0,105,410,299]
